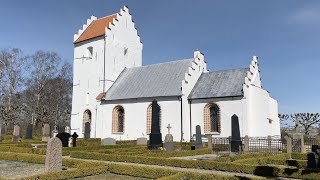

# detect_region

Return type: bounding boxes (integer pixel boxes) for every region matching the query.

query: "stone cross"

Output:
[45,137,62,172]
[167,124,172,134]
[71,132,78,147]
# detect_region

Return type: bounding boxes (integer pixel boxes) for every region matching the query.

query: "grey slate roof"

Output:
[188,68,248,99]
[105,59,192,101]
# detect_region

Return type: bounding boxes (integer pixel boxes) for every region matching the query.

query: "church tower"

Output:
[71,6,143,138]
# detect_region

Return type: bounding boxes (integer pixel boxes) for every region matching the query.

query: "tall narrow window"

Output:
[112,105,125,133]
[204,103,221,133]
[146,103,162,134]
[87,46,93,59]
[86,92,89,105]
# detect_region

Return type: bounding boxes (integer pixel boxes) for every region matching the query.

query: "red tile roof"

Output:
[75,14,117,44]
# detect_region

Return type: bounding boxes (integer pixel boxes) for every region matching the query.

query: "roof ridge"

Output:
[97,13,118,20]
[207,67,248,73]
[127,58,193,70]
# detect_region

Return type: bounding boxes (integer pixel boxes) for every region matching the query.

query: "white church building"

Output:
[70,6,280,142]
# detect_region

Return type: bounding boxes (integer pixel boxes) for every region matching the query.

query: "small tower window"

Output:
[124,47,128,56]
[87,47,93,59]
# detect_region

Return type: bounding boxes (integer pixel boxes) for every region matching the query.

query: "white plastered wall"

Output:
[243,56,280,137]
[181,50,208,141]
[97,97,182,142]
[71,6,142,138]
[190,97,248,138]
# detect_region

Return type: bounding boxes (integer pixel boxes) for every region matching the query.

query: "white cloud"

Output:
[290,6,320,25]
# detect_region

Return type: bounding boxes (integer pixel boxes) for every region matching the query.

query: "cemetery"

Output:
[0,119,320,180]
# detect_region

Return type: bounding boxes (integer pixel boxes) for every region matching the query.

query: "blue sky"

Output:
[0,0,319,114]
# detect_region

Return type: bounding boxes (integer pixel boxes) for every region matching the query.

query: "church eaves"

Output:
[188,68,248,100]
[104,59,193,101]
[74,14,117,44]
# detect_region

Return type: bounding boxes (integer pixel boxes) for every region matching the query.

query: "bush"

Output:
[70,151,320,179]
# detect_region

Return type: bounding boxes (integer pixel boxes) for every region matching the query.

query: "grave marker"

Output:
[42,123,50,142]
[71,132,79,147]
[45,137,62,172]
[101,138,116,145]
[148,100,162,149]
[25,124,33,140]
[12,125,21,142]
[195,125,203,150]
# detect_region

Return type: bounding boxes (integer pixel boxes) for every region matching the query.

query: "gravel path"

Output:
[65,157,300,180]
[0,160,45,179]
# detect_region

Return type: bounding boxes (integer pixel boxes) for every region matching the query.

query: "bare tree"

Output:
[0,48,27,130]
[279,113,320,134]
[293,113,320,135]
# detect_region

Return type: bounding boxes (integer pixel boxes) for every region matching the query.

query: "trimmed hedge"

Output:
[141,148,212,158]
[70,151,320,179]
[0,152,255,180]
[212,153,273,163]
[157,172,262,180]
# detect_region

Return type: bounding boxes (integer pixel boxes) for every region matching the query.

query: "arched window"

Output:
[83,110,91,138]
[204,103,221,133]
[112,105,125,133]
[146,103,162,134]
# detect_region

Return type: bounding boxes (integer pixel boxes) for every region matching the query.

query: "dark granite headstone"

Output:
[71,132,78,147]
[56,132,71,147]
[0,125,5,141]
[25,124,33,140]
[84,122,90,139]
[308,152,319,168]
[308,145,320,168]
[231,114,242,152]
[148,100,162,149]
[195,125,203,150]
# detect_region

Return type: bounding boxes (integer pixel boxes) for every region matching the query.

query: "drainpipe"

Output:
[180,96,183,142]
[189,100,192,141]
[103,36,106,92]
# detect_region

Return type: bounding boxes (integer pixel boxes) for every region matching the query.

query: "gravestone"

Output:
[45,137,62,172]
[148,100,162,150]
[231,114,242,152]
[195,125,203,150]
[56,132,71,147]
[207,134,212,149]
[101,138,116,145]
[25,124,33,140]
[0,125,5,141]
[12,125,21,142]
[136,137,147,145]
[52,125,58,137]
[71,132,78,147]
[163,124,174,152]
[84,122,91,139]
[42,123,50,142]
[65,126,71,134]
[307,145,320,169]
